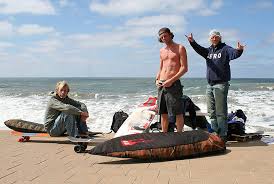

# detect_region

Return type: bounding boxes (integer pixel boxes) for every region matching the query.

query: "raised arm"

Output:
[185,33,209,59]
[226,41,244,61]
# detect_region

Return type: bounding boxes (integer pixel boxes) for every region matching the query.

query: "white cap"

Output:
[209,29,221,38]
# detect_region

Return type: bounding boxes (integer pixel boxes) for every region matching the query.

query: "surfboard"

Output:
[91,130,226,160]
[4,119,46,133]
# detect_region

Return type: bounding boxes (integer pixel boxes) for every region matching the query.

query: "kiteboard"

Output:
[114,97,157,138]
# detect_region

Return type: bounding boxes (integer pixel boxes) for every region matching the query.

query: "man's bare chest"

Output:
[161,49,180,61]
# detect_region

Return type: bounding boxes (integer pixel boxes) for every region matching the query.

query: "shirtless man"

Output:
[156,27,188,132]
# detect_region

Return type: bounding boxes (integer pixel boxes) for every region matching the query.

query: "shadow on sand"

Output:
[96,150,230,164]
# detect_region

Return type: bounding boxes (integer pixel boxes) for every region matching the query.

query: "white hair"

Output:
[209,29,222,38]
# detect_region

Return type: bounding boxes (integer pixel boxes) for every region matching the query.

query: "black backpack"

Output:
[227,109,247,136]
[110,111,129,133]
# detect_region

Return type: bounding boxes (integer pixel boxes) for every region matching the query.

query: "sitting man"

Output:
[44,81,89,137]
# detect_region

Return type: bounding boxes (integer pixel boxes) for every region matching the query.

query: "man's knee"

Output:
[176,114,184,120]
[61,112,77,122]
[161,114,168,119]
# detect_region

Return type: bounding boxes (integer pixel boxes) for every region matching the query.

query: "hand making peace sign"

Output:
[237,41,245,50]
[185,33,194,42]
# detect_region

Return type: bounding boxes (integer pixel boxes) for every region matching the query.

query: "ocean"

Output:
[0,77,274,132]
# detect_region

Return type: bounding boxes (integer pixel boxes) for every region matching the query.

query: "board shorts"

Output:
[158,80,184,116]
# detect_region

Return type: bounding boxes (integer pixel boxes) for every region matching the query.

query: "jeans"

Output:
[49,112,88,137]
[206,82,229,138]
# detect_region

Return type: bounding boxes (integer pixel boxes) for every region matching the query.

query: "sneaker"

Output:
[75,133,90,139]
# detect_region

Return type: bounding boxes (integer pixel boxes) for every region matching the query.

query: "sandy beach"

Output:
[0,130,274,184]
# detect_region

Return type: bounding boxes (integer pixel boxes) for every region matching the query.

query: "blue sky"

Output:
[0,0,273,78]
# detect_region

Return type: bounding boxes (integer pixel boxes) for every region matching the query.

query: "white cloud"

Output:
[0,0,55,15]
[254,0,273,9]
[198,0,223,16]
[125,14,185,27]
[0,41,14,49]
[26,39,63,53]
[124,14,187,37]
[90,0,155,15]
[59,0,74,8]
[220,29,241,43]
[0,21,13,36]
[198,9,216,16]
[68,32,143,49]
[95,24,113,29]
[0,51,8,57]
[261,32,274,46]
[112,14,184,46]
[211,0,223,9]
[247,0,273,12]
[269,32,274,43]
[68,14,187,49]
[0,42,13,60]
[89,0,222,16]
[17,24,55,36]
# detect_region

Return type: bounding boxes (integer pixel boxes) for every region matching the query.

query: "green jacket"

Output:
[44,95,88,131]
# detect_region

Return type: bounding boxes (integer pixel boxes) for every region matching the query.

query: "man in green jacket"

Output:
[44,81,89,137]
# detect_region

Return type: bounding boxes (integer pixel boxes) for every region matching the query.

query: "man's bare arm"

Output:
[155,55,163,86]
[179,45,188,77]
